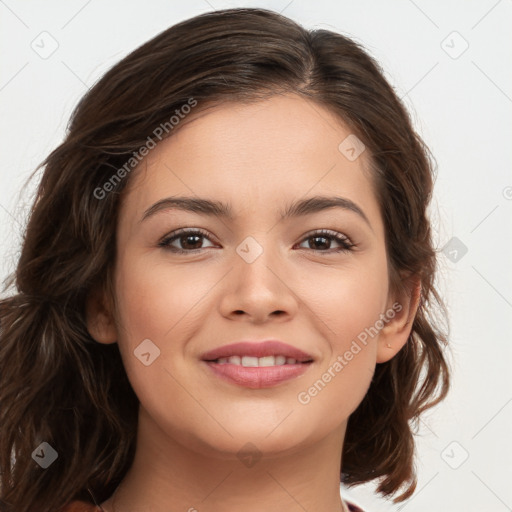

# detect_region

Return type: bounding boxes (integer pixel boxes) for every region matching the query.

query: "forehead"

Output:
[120,94,381,229]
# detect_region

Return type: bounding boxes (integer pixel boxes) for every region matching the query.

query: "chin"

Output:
[199,418,321,459]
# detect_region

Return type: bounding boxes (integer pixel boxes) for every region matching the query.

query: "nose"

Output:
[218,241,299,324]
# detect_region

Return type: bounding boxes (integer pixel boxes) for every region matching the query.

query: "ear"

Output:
[376,274,422,363]
[85,284,117,344]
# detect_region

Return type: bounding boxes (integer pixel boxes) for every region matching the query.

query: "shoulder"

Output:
[58,500,101,512]
[62,499,365,512]
[60,501,366,512]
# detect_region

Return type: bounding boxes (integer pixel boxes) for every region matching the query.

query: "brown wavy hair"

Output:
[0,7,450,512]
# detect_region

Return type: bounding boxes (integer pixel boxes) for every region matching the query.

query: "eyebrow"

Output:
[140,195,372,230]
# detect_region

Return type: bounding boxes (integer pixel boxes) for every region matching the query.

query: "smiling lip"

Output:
[204,361,312,388]
[200,340,314,389]
[200,340,314,362]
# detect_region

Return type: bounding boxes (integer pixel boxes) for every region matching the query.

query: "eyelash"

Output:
[158,228,355,255]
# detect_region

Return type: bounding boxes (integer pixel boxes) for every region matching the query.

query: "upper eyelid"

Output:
[161,227,217,245]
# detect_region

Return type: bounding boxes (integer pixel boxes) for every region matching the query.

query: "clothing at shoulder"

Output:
[346,499,366,512]
[59,500,101,512]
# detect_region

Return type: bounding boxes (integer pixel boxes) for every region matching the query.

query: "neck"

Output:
[101,406,349,512]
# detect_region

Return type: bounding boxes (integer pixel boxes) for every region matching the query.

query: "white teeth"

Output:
[214,355,301,366]
[241,356,259,367]
[258,356,276,367]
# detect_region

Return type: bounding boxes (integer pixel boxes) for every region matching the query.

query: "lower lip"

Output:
[203,361,312,389]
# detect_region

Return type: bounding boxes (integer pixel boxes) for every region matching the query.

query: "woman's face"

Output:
[96,93,404,458]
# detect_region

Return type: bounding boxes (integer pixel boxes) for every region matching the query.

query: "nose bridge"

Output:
[219,231,297,321]
[235,232,282,291]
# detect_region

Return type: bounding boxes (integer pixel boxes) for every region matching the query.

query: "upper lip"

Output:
[201,340,314,362]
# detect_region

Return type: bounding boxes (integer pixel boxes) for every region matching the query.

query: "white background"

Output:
[1,1,511,511]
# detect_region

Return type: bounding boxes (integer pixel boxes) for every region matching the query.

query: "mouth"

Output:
[205,355,313,366]
[200,340,315,389]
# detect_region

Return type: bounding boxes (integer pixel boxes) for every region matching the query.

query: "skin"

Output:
[87,93,420,512]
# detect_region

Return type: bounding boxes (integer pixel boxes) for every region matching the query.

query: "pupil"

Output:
[311,236,329,250]
[182,234,202,249]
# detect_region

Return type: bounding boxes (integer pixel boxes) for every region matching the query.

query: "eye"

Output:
[296,229,355,253]
[158,228,355,255]
[158,228,217,254]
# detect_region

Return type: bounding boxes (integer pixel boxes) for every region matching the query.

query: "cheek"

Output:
[111,255,222,441]
[330,282,387,350]
[298,256,389,349]
[295,279,382,423]
[111,255,214,399]
[114,255,216,345]
[292,258,388,416]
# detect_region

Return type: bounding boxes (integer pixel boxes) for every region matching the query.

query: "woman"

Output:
[0,7,450,512]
